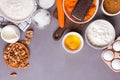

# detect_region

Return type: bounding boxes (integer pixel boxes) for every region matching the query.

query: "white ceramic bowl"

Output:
[0,0,37,23]
[101,0,120,16]
[1,25,20,43]
[63,0,99,24]
[62,32,84,53]
[85,19,115,49]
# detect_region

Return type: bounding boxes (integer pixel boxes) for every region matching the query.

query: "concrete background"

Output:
[0,0,120,80]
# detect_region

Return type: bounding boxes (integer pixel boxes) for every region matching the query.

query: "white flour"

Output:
[0,0,36,21]
[33,9,51,29]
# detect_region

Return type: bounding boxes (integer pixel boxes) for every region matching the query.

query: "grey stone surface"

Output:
[0,0,120,80]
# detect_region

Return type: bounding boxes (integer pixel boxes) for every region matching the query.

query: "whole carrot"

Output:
[56,0,65,28]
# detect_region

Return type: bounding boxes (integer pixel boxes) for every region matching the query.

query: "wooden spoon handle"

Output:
[53,27,67,40]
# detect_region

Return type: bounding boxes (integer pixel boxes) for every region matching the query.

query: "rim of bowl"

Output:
[62,32,84,54]
[1,25,20,43]
[63,0,99,24]
[85,19,116,50]
[0,0,37,23]
[101,0,120,16]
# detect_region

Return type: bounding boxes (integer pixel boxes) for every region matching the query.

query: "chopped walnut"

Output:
[10,72,17,77]
[26,29,34,38]
[24,37,31,45]
[4,42,29,69]
[23,63,30,69]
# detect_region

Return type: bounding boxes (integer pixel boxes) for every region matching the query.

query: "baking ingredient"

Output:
[2,27,17,40]
[1,25,20,43]
[64,34,81,50]
[86,20,115,48]
[113,41,120,51]
[0,0,36,21]
[112,59,120,70]
[64,0,96,21]
[39,0,55,9]
[26,29,34,38]
[22,29,34,45]
[23,37,31,45]
[103,0,120,14]
[102,50,114,61]
[10,72,17,77]
[33,9,51,29]
[56,0,65,28]
[4,42,30,69]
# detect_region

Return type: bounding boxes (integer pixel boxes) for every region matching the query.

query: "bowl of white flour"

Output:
[0,0,37,23]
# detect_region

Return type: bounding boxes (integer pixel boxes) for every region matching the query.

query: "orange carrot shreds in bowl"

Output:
[63,0,98,24]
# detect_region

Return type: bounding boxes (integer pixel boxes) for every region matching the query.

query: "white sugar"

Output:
[33,9,51,29]
[0,0,36,21]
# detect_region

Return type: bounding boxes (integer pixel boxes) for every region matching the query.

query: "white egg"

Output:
[38,0,55,9]
[113,41,120,51]
[112,59,120,70]
[102,50,114,61]
[33,9,51,29]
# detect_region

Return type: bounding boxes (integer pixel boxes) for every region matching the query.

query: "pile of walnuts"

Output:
[4,42,30,69]
[4,29,34,69]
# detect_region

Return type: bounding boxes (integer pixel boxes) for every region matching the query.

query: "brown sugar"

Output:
[103,0,120,14]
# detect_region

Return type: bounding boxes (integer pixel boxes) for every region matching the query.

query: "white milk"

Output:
[1,25,20,43]
[2,27,17,40]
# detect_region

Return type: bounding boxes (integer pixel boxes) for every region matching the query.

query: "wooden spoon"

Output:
[53,9,84,40]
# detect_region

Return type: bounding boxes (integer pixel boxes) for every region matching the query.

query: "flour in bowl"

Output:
[0,0,36,21]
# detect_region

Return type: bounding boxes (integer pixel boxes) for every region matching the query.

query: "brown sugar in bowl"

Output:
[101,0,120,16]
[103,0,120,14]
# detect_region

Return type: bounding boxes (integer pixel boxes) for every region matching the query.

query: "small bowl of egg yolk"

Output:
[62,32,84,53]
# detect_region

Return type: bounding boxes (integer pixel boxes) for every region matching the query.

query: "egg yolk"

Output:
[64,34,81,50]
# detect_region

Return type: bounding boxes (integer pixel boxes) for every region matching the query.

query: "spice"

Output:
[103,0,120,14]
